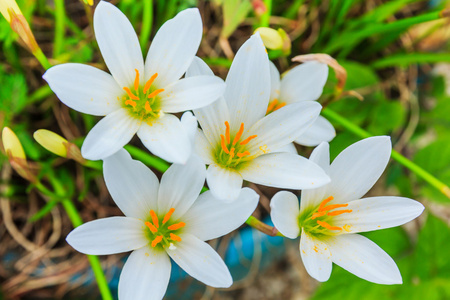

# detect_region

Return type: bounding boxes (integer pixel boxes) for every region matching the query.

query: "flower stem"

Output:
[53,0,66,57]
[139,0,153,53]
[33,48,52,70]
[245,216,283,237]
[322,107,450,199]
[259,0,272,27]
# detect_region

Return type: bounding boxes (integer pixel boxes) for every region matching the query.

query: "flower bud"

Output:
[0,0,21,23]
[33,129,68,157]
[82,0,93,6]
[255,27,291,55]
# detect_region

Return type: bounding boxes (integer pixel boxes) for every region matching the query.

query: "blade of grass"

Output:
[139,0,153,53]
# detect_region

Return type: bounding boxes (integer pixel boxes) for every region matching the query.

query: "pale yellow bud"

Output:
[33,129,68,157]
[0,0,22,23]
[82,0,93,6]
[2,127,26,159]
[255,27,283,50]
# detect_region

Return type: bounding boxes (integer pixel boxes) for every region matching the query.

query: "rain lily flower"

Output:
[43,1,225,163]
[186,34,330,202]
[270,137,424,284]
[66,149,259,299]
[268,61,336,147]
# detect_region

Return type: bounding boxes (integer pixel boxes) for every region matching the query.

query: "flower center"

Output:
[266,98,286,114]
[144,208,185,250]
[299,196,352,236]
[215,121,258,168]
[121,69,165,121]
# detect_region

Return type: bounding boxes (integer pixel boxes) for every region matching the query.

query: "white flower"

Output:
[66,149,259,300]
[185,34,330,202]
[270,137,424,284]
[43,1,225,164]
[268,61,336,147]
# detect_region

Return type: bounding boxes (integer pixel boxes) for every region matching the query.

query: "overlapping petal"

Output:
[81,108,141,160]
[300,229,332,282]
[66,217,147,255]
[94,1,144,88]
[294,116,336,147]
[103,149,159,219]
[269,61,281,100]
[183,188,259,241]
[43,63,122,116]
[167,234,232,288]
[195,130,215,164]
[270,191,300,239]
[206,163,243,201]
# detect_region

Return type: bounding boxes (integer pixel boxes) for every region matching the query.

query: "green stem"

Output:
[140,0,153,53]
[33,48,52,70]
[322,108,450,199]
[259,0,272,27]
[245,216,283,237]
[53,0,66,57]
[125,145,169,172]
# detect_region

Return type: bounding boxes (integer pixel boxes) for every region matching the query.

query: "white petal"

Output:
[119,247,171,300]
[145,8,202,88]
[240,153,330,190]
[206,163,243,202]
[294,116,336,147]
[43,63,122,116]
[183,188,259,241]
[195,129,215,164]
[81,109,141,160]
[300,142,330,211]
[246,101,322,155]
[158,156,205,220]
[269,191,300,239]
[186,56,214,77]
[280,61,328,104]
[137,114,191,164]
[332,197,424,234]
[325,234,402,284]
[224,34,270,129]
[300,229,332,282]
[103,149,159,219]
[159,76,225,113]
[94,1,144,88]
[180,111,198,143]
[274,142,297,154]
[269,61,281,100]
[328,136,392,203]
[193,97,230,147]
[66,217,147,255]
[167,234,232,288]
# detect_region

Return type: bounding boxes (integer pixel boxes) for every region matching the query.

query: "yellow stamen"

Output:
[327,209,352,216]
[162,208,175,224]
[125,100,137,108]
[320,203,349,212]
[144,101,152,112]
[239,135,257,145]
[316,220,342,231]
[123,87,139,100]
[150,210,159,228]
[317,196,334,212]
[151,235,163,247]
[237,151,250,158]
[220,135,230,154]
[232,123,244,145]
[169,233,182,242]
[144,73,158,94]
[311,211,327,220]
[224,121,231,144]
[168,222,185,231]
[144,221,158,233]
[134,69,140,91]
[266,99,278,113]
[147,88,165,99]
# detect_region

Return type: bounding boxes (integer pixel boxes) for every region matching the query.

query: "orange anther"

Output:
[220,135,230,154]
[237,151,250,158]
[274,102,286,111]
[149,210,159,228]
[311,211,327,220]
[125,100,137,108]
[147,88,165,99]
[229,147,235,158]
[318,196,334,212]
[151,235,163,247]
[169,233,182,242]
[239,135,257,145]
[134,69,140,91]
[327,209,353,216]
[232,123,244,145]
[144,73,158,94]
[144,101,152,112]
[123,87,139,100]
[224,121,231,144]
[266,99,278,113]
[168,222,186,231]
[162,208,175,224]
[144,221,158,233]
[316,220,342,231]
[320,203,349,212]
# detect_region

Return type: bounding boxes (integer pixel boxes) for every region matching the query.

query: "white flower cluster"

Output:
[43,2,424,299]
